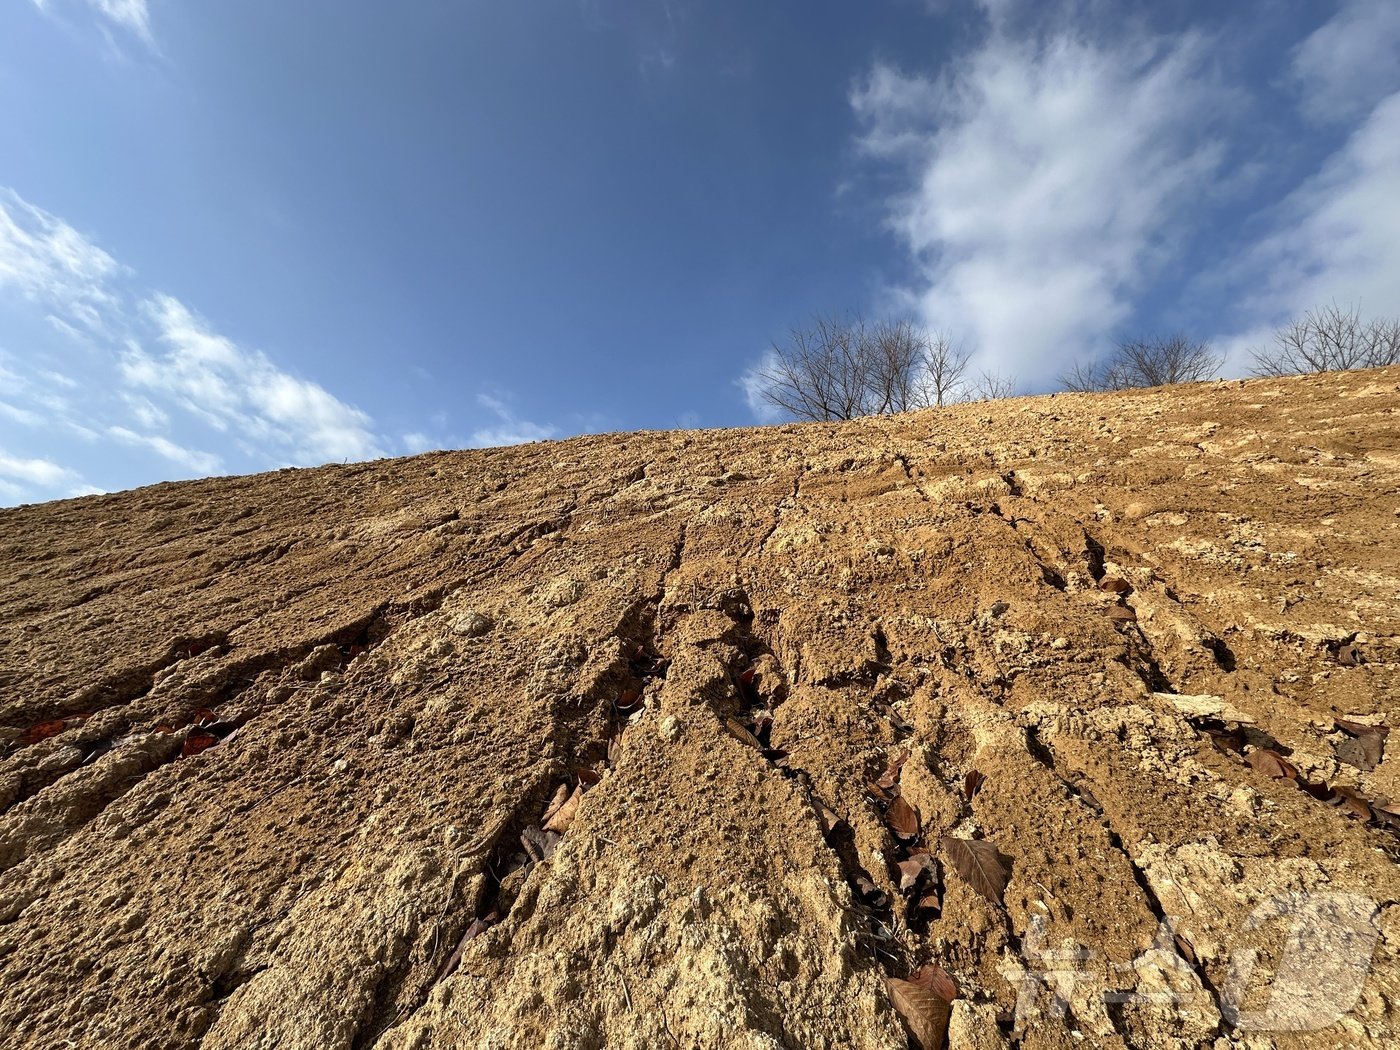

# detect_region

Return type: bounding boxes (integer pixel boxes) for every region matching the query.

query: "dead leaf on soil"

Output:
[896,853,938,893]
[1244,749,1298,780]
[521,825,562,863]
[542,783,571,825]
[1336,643,1363,667]
[181,731,219,759]
[854,876,889,909]
[963,770,986,801]
[941,836,1010,905]
[1327,785,1373,822]
[886,964,955,1050]
[725,718,762,750]
[1337,719,1389,738]
[1099,577,1132,594]
[876,750,909,790]
[1106,605,1137,623]
[1336,733,1384,772]
[885,795,921,841]
[543,785,582,834]
[615,687,643,713]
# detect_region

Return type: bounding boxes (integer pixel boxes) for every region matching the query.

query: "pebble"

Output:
[452,611,493,637]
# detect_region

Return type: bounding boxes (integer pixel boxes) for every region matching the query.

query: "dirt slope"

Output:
[2,368,1399,1050]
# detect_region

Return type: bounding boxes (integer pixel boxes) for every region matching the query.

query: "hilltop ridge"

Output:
[2,368,1399,1049]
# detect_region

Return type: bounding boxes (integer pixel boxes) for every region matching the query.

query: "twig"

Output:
[615,961,634,1012]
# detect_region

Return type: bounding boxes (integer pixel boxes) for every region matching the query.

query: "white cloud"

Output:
[0,401,43,426]
[468,394,557,447]
[1213,90,1400,371]
[737,352,784,423]
[0,450,77,487]
[0,189,120,335]
[122,294,386,464]
[107,425,221,474]
[29,0,153,44]
[850,25,1227,387]
[0,187,390,494]
[1291,0,1400,123]
[401,431,436,454]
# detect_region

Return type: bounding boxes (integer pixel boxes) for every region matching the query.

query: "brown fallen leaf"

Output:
[1336,643,1362,667]
[885,795,921,841]
[854,876,889,909]
[573,765,603,787]
[876,750,909,790]
[543,785,583,834]
[886,964,955,1050]
[941,836,1010,905]
[437,910,499,983]
[1106,605,1137,623]
[895,853,938,893]
[607,728,625,767]
[963,770,986,801]
[724,718,762,750]
[1328,785,1373,822]
[813,797,847,839]
[1099,577,1132,594]
[1244,749,1298,780]
[1174,933,1198,966]
[1336,719,1389,738]
[520,825,562,863]
[615,687,643,713]
[1336,733,1384,772]
[542,783,572,825]
[181,730,219,759]
[866,781,893,804]
[1206,726,1247,754]
[1375,803,1400,829]
[915,891,942,916]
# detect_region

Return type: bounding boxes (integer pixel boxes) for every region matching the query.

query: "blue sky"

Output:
[2,0,1399,504]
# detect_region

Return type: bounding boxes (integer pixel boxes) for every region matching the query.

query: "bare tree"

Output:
[1250,303,1400,376]
[923,332,972,408]
[867,319,930,414]
[757,315,875,421]
[756,315,977,421]
[971,369,1016,401]
[1060,335,1221,392]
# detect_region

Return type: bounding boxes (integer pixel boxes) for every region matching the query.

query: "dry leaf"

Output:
[1099,577,1132,594]
[885,795,921,841]
[813,797,846,839]
[725,718,762,750]
[615,687,643,713]
[573,766,603,787]
[916,891,942,916]
[896,853,938,893]
[1336,733,1384,772]
[854,876,889,909]
[1336,719,1387,737]
[963,770,986,800]
[181,731,219,759]
[1174,933,1198,965]
[886,965,954,1050]
[1244,749,1297,779]
[876,751,909,790]
[543,785,582,834]
[866,781,893,803]
[941,836,1010,905]
[1328,785,1373,822]
[542,783,572,825]
[1336,643,1362,667]
[1106,605,1137,623]
[520,825,561,863]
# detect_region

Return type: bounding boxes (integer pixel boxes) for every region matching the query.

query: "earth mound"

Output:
[2,367,1399,1049]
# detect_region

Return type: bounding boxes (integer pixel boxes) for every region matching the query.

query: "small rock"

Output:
[658,715,685,742]
[452,612,493,637]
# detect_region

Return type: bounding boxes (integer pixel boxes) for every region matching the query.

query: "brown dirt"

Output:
[2,367,1399,1049]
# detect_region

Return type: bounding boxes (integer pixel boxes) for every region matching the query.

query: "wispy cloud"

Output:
[106,425,221,474]
[0,450,77,488]
[30,0,153,45]
[1290,0,1400,124]
[468,394,557,447]
[0,187,388,502]
[850,21,1226,387]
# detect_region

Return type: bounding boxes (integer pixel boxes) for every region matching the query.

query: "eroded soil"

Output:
[2,368,1399,1049]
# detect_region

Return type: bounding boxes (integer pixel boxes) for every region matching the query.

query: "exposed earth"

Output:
[2,367,1399,1049]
